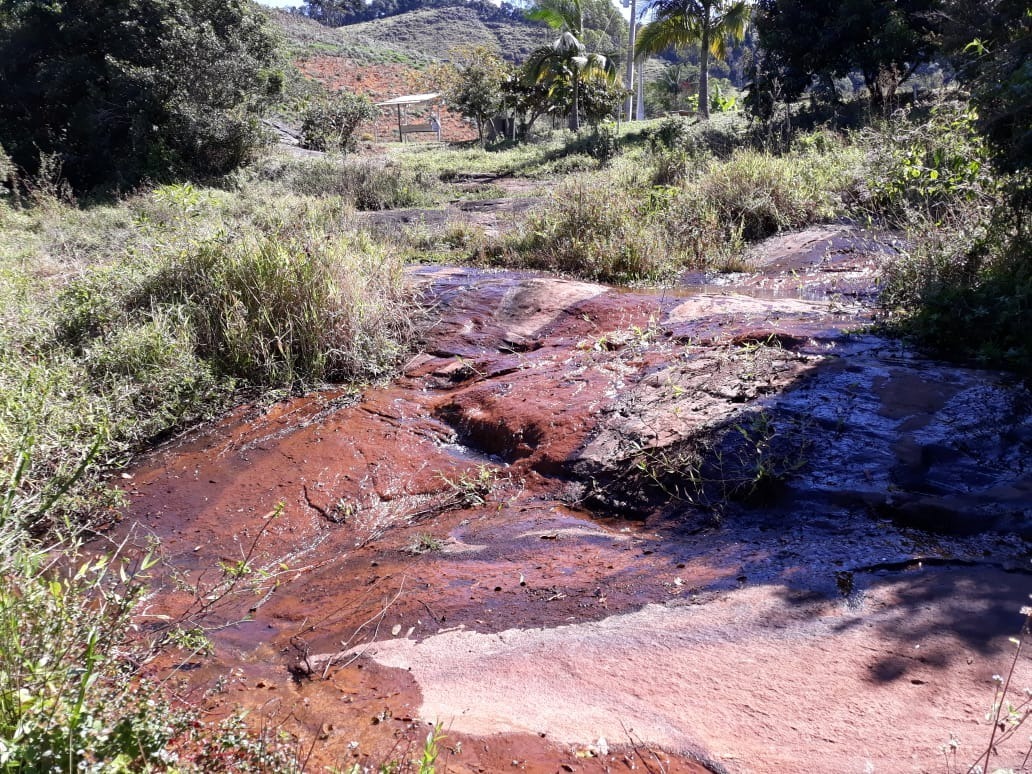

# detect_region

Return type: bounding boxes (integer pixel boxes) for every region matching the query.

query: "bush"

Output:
[497,176,678,283]
[0,0,280,192]
[0,143,15,199]
[881,207,1032,374]
[432,46,508,147]
[647,116,696,152]
[0,516,175,771]
[862,102,996,223]
[300,91,378,153]
[144,230,417,384]
[582,125,621,164]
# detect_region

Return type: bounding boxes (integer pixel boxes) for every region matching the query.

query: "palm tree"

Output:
[526,0,616,131]
[635,0,749,119]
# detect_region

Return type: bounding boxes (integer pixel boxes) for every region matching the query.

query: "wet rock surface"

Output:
[118,226,1032,773]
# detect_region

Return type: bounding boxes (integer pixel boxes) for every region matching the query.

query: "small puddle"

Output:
[436,439,504,465]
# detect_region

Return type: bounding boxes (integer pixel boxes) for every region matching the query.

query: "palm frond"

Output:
[710,0,749,57]
[527,6,568,30]
[554,30,586,55]
[635,13,702,58]
[526,0,583,35]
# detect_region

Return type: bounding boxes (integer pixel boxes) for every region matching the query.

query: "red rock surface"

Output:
[116,231,1032,773]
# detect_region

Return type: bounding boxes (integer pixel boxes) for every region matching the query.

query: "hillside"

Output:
[270,5,550,66]
[342,6,551,63]
[269,6,552,142]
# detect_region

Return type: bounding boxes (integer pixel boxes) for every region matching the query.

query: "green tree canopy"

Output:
[939,0,1031,175]
[526,0,619,130]
[752,0,941,110]
[0,0,280,192]
[432,45,510,147]
[635,0,749,119]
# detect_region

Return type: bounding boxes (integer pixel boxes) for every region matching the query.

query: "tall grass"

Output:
[694,144,862,240]
[149,229,418,384]
[242,154,439,210]
[490,129,866,283]
[497,175,679,283]
[2,194,421,534]
[0,162,424,769]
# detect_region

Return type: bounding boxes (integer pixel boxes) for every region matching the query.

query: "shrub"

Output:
[578,73,627,127]
[647,116,696,152]
[0,143,15,199]
[862,102,996,223]
[881,207,1032,375]
[0,515,175,771]
[148,230,417,384]
[582,125,621,164]
[0,0,280,192]
[0,444,305,771]
[498,176,677,283]
[300,91,378,153]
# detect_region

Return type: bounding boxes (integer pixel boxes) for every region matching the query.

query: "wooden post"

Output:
[397,105,403,143]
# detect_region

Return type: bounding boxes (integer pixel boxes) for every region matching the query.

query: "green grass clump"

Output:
[151,230,417,384]
[55,227,417,390]
[0,186,420,536]
[496,175,678,284]
[246,154,440,210]
[485,125,865,282]
[694,145,859,241]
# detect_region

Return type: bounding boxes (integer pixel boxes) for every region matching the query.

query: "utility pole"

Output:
[623,0,637,121]
[637,56,646,119]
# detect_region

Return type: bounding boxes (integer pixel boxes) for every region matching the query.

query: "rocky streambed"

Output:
[119,226,1032,773]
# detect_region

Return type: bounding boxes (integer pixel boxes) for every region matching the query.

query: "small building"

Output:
[375,93,443,143]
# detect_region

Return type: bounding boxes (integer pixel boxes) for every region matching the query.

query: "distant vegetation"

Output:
[282,1,553,63]
[0,0,281,193]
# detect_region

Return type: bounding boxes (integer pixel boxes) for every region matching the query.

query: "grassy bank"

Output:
[0,152,430,770]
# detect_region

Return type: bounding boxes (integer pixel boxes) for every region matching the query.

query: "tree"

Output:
[939,0,1031,175]
[578,70,628,126]
[752,0,941,111]
[432,46,509,147]
[0,0,279,192]
[304,0,362,26]
[525,0,618,130]
[300,91,377,153]
[634,0,749,119]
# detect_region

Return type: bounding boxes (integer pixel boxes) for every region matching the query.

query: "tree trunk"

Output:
[699,29,711,120]
[570,71,581,131]
[624,0,637,121]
